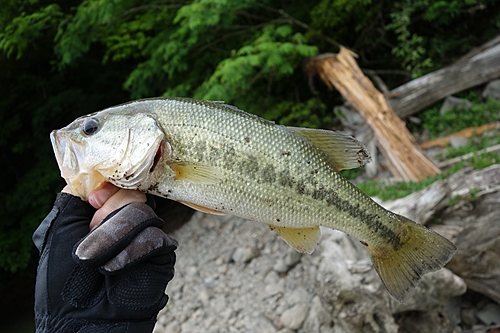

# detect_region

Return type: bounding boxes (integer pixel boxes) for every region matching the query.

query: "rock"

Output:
[185,265,198,276]
[280,304,309,330]
[395,308,454,333]
[440,96,472,114]
[264,279,285,297]
[315,229,400,333]
[476,303,500,325]
[334,105,365,129]
[482,79,500,100]
[446,296,463,328]
[284,287,310,306]
[253,316,278,333]
[277,329,295,333]
[164,321,181,333]
[364,138,379,179]
[471,325,490,333]
[435,167,500,304]
[449,135,469,149]
[284,249,302,267]
[232,245,259,264]
[302,296,333,333]
[199,286,213,307]
[273,250,302,273]
[461,307,478,326]
[157,313,169,327]
[390,268,467,313]
[273,259,288,273]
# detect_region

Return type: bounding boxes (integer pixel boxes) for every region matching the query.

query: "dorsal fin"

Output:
[288,127,371,171]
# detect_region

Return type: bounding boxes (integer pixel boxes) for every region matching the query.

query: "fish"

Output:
[50,97,457,301]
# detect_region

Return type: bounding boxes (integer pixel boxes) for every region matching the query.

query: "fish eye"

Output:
[82,118,100,136]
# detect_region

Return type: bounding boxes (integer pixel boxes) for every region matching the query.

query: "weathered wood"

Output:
[388,41,500,118]
[420,123,500,149]
[307,48,440,181]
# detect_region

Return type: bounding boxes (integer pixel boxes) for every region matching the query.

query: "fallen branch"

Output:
[388,38,500,118]
[420,123,500,149]
[307,48,440,181]
[436,143,500,169]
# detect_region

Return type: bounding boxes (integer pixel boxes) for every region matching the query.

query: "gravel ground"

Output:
[153,210,500,333]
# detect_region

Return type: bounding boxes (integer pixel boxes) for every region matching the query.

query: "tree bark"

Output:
[388,41,500,118]
[306,48,440,181]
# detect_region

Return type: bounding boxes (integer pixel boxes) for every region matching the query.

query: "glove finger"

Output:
[74,202,164,268]
[100,227,178,273]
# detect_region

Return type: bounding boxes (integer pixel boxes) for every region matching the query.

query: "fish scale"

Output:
[51,97,457,301]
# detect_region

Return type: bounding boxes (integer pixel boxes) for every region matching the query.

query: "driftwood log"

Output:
[388,38,500,118]
[306,48,440,181]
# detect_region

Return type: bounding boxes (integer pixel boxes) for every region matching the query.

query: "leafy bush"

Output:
[412,96,500,138]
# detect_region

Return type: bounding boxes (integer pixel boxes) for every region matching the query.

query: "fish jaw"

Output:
[51,129,106,199]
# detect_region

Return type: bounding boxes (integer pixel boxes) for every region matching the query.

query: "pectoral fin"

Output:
[288,127,371,171]
[270,225,321,254]
[168,162,223,184]
[179,200,226,216]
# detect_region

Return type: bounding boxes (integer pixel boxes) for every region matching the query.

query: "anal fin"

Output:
[179,200,226,216]
[270,225,321,254]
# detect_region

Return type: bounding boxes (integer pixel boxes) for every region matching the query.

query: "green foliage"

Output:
[310,0,375,31]
[449,187,480,207]
[386,0,433,76]
[0,4,63,59]
[196,24,317,103]
[437,131,500,160]
[412,96,500,138]
[387,0,500,76]
[340,167,365,180]
[265,98,330,127]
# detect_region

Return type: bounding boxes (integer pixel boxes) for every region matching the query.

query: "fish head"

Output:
[51,109,165,200]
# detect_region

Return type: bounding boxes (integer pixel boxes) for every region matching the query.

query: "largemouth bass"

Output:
[51,97,457,301]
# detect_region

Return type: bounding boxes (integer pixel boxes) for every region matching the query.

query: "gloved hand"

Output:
[33,188,178,333]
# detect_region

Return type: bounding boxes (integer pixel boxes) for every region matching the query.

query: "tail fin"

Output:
[368,218,457,302]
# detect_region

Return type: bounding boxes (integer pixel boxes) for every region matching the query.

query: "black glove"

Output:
[33,192,178,333]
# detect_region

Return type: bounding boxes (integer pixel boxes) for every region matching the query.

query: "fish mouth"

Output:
[50,129,105,199]
[50,129,79,180]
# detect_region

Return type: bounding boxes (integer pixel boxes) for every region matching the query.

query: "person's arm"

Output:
[33,184,177,333]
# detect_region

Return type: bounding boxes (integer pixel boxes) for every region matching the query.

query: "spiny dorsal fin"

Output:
[269,225,321,254]
[288,127,371,171]
[168,162,223,184]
